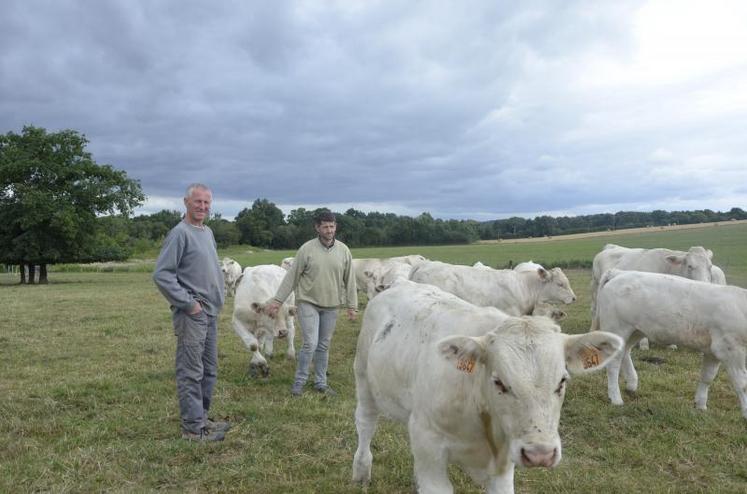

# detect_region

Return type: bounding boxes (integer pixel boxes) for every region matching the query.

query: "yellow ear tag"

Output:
[580,347,601,369]
[457,357,476,374]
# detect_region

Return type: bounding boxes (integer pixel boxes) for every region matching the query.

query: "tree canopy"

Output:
[0,125,144,281]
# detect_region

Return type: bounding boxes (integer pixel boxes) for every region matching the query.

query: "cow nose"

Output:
[520,445,558,468]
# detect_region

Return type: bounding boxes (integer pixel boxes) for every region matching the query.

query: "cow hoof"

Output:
[286,353,296,361]
[249,363,270,379]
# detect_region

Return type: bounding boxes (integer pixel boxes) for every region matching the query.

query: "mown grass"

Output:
[2,223,747,493]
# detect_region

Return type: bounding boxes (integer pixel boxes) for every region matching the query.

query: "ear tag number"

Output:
[457,357,476,374]
[581,347,601,369]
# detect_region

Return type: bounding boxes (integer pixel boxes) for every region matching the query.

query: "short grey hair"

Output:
[184,183,211,199]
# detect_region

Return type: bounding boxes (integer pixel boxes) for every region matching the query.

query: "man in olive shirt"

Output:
[268,211,357,396]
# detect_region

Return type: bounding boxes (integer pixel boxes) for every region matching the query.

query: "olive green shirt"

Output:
[274,237,357,310]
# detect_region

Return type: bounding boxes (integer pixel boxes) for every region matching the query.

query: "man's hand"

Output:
[189,302,203,315]
[346,308,358,321]
[266,301,281,318]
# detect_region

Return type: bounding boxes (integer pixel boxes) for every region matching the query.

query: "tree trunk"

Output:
[39,264,48,284]
[19,264,26,284]
[27,264,36,284]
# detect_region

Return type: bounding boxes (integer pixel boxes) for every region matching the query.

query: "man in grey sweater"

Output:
[153,183,228,441]
[268,211,357,396]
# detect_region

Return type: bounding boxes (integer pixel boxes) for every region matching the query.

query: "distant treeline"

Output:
[100,199,747,258]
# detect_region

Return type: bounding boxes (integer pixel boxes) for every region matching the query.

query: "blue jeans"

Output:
[294,302,338,388]
[174,309,218,434]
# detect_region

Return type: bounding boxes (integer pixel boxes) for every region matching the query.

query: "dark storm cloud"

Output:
[2,0,745,219]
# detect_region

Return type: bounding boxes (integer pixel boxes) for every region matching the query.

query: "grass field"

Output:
[2,223,747,493]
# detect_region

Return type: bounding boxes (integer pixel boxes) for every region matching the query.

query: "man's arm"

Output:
[153,229,199,312]
[267,247,305,317]
[343,249,358,318]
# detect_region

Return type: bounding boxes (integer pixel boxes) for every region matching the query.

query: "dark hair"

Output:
[314,211,336,225]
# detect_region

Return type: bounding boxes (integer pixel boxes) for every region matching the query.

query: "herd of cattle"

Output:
[219,244,747,493]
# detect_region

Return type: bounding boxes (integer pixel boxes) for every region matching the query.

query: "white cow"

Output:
[531,302,567,322]
[711,265,727,285]
[352,279,623,492]
[221,257,243,297]
[595,269,747,419]
[232,265,296,378]
[353,258,417,300]
[366,261,414,299]
[389,254,428,266]
[590,244,714,317]
[409,260,576,317]
[280,257,295,271]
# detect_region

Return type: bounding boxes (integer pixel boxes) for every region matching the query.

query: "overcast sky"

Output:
[2,0,747,221]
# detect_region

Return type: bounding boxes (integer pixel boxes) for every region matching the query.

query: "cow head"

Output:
[535,267,577,304]
[532,302,567,322]
[666,246,713,282]
[251,301,295,338]
[437,317,622,469]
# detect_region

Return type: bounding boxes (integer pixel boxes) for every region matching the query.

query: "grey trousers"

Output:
[174,309,218,434]
[294,302,338,388]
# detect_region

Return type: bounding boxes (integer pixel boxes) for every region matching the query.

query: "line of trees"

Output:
[4,125,746,285]
[113,202,747,257]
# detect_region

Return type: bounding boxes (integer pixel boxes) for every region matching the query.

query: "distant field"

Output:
[1,222,746,492]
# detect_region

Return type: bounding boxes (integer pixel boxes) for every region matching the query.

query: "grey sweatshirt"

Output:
[153,220,225,316]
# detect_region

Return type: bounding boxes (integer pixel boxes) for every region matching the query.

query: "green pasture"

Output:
[2,223,747,492]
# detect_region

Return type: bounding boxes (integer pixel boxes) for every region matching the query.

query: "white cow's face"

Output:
[671,247,713,282]
[537,268,577,305]
[438,318,622,469]
[251,302,295,338]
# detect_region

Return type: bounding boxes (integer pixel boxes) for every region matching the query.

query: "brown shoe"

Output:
[182,427,225,442]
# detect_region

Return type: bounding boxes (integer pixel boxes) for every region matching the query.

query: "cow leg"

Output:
[352,375,379,485]
[466,466,514,494]
[621,332,643,392]
[607,347,628,406]
[715,346,747,419]
[409,416,452,494]
[286,315,296,361]
[694,353,720,411]
[261,333,275,359]
[638,337,650,351]
[485,468,515,494]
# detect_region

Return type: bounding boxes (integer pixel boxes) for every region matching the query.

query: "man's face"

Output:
[315,221,337,242]
[184,188,212,225]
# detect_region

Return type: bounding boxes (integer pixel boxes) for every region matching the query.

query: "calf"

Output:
[221,257,243,297]
[232,265,296,377]
[595,269,747,419]
[409,260,576,316]
[353,279,622,492]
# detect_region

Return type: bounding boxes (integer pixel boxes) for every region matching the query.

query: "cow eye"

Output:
[494,378,509,393]
[555,376,568,395]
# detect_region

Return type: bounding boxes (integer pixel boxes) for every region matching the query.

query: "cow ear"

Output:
[251,302,265,314]
[364,270,375,279]
[551,309,567,322]
[537,267,549,280]
[288,305,297,316]
[706,249,713,260]
[437,335,487,375]
[665,254,684,266]
[564,332,623,374]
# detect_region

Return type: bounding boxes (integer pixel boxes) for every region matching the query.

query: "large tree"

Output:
[0,125,144,283]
